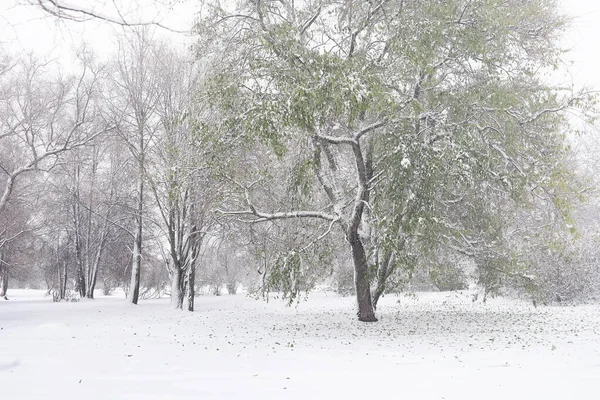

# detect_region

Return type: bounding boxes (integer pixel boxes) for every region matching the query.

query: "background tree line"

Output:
[1,0,600,321]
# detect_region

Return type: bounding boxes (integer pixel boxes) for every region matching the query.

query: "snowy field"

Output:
[1,290,600,400]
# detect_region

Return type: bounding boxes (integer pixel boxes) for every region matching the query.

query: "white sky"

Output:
[0,0,599,88]
[0,0,198,64]
[560,0,600,89]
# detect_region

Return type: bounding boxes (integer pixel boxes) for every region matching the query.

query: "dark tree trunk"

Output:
[127,177,143,305]
[86,240,105,299]
[86,282,95,299]
[73,222,86,298]
[186,264,195,312]
[72,165,86,298]
[0,260,8,298]
[86,277,96,299]
[349,138,378,322]
[349,233,377,322]
[76,266,86,298]
[128,228,142,304]
[372,250,394,310]
[57,260,67,301]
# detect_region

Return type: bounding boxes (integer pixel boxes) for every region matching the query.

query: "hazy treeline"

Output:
[1,0,600,321]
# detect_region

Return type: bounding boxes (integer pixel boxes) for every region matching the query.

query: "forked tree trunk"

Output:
[85,265,98,299]
[167,208,201,311]
[372,250,394,310]
[86,271,98,299]
[86,228,108,299]
[86,276,96,299]
[349,232,377,322]
[349,137,378,322]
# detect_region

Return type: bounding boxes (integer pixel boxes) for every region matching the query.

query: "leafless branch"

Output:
[30,0,188,33]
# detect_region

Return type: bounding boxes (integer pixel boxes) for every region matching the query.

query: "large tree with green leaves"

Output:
[197,0,592,321]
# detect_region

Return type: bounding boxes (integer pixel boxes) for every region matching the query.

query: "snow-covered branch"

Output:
[316,120,387,146]
[217,208,337,223]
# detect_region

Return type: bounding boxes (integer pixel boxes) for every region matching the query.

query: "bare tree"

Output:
[57,142,120,298]
[147,44,218,311]
[0,191,35,298]
[0,49,109,296]
[106,29,161,304]
[0,50,109,213]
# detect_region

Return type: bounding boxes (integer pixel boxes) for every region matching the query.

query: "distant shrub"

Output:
[334,265,354,297]
[429,263,469,292]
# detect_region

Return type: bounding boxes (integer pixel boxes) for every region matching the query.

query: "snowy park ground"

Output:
[1,290,600,399]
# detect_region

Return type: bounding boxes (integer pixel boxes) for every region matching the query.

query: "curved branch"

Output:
[31,0,188,33]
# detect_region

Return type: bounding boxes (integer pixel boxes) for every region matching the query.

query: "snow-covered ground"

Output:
[1,290,599,399]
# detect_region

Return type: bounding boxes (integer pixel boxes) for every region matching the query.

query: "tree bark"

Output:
[86,264,98,299]
[61,261,67,300]
[186,263,195,312]
[55,239,67,301]
[349,232,377,322]
[0,175,15,216]
[85,259,98,299]
[0,258,8,298]
[170,263,184,309]
[127,155,144,304]
[372,250,394,310]
[86,226,109,299]
[128,226,142,304]
[72,177,86,298]
[86,276,96,299]
[349,135,378,322]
